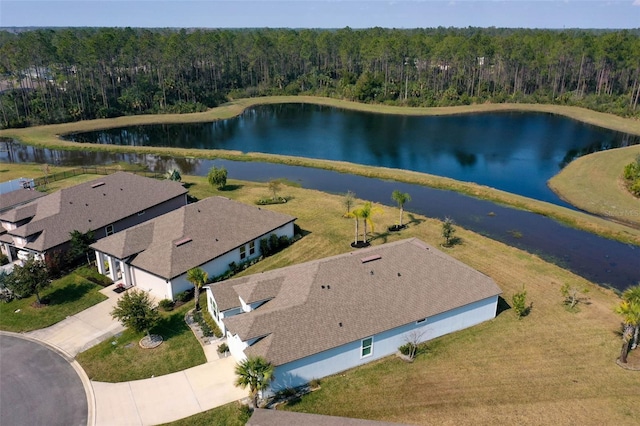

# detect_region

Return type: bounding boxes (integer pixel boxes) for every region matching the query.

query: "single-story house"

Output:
[0,172,187,263]
[90,196,296,301]
[206,238,502,393]
[247,408,406,425]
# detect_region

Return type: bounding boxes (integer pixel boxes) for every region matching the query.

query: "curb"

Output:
[0,331,97,426]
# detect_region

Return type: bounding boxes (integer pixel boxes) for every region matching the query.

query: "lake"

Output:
[63,104,640,207]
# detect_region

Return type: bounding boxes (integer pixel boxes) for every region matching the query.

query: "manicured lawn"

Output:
[76,299,206,382]
[0,267,108,332]
[160,402,251,426]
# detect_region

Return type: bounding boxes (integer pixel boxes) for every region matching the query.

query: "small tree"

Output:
[441,217,456,247]
[5,256,50,305]
[342,190,356,217]
[68,230,96,265]
[268,179,282,200]
[622,285,640,350]
[234,356,275,408]
[391,190,411,227]
[560,283,589,310]
[111,289,160,338]
[358,201,381,243]
[207,166,228,190]
[186,267,208,311]
[615,299,640,363]
[165,168,182,182]
[512,286,530,319]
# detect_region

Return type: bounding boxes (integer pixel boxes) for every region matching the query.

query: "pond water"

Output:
[63,104,640,207]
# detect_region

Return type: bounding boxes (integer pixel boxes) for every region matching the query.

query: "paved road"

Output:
[0,334,88,426]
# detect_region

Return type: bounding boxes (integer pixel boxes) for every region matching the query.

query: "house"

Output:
[90,196,296,301]
[206,238,502,393]
[0,172,187,263]
[247,408,406,425]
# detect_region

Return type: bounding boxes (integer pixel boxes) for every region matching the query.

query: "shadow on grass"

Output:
[442,236,463,248]
[181,182,195,189]
[46,281,97,306]
[496,296,511,316]
[152,310,191,341]
[220,184,243,192]
[370,231,391,244]
[406,213,425,226]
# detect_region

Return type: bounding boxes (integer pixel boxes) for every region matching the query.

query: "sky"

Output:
[0,0,639,29]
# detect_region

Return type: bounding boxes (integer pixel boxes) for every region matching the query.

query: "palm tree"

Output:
[234,356,274,408]
[615,298,640,363]
[391,190,411,227]
[165,168,182,182]
[358,202,381,243]
[186,267,208,311]
[622,284,640,349]
[348,207,362,245]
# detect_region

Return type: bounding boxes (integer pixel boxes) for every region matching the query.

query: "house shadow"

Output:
[495,296,511,316]
[46,282,96,306]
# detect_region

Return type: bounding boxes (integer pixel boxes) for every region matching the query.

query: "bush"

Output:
[176,288,194,303]
[217,342,229,354]
[512,287,531,319]
[0,253,8,266]
[399,342,418,357]
[158,299,175,311]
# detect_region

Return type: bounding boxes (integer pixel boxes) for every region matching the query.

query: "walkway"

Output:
[20,283,245,425]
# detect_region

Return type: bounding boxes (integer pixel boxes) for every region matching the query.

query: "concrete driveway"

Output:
[92,356,246,425]
[26,284,125,357]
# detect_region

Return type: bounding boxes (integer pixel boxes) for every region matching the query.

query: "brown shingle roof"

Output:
[0,172,187,252]
[247,408,407,426]
[91,196,296,280]
[215,238,502,366]
[0,189,45,213]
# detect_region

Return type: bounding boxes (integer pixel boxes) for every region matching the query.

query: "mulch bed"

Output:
[350,241,370,249]
[139,334,163,349]
[617,348,640,371]
[388,224,407,232]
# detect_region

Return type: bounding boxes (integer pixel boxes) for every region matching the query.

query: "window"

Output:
[240,245,246,260]
[416,318,426,324]
[105,224,114,236]
[361,337,373,358]
[249,241,255,255]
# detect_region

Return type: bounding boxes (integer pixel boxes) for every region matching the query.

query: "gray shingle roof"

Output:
[0,172,187,252]
[247,409,407,426]
[213,238,502,366]
[91,196,296,280]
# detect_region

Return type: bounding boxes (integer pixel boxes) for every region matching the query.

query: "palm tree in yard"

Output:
[615,296,640,363]
[391,190,411,227]
[358,201,381,243]
[234,356,274,408]
[186,267,208,311]
[622,284,640,350]
[348,207,362,245]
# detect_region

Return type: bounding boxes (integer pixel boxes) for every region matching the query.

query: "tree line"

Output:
[1,26,639,129]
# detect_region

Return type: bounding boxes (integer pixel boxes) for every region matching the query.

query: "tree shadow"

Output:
[46,282,96,306]
[152,310,191,341]
[220,184,244,192]
[406,213,425,226]
[181,182,195,189]
[442,236,463,248]
[370,231,390,244]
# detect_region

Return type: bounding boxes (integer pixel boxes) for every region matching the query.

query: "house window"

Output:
[361,337,373,358]
[105,224,114,236]
[416,318,426,324]
[249,241,255,255]
[240,245,246,260]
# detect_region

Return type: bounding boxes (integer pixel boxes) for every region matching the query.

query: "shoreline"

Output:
[1,96,639,245]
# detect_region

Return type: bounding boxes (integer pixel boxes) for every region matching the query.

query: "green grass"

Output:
[0,268,108,332]
[76,300,206,382]
[160,402,251,426]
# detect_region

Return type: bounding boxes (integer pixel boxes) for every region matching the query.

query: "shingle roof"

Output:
[91,196,296,280]
[213,238,502,366]
[0,172,187,252]
[0,189,45,213]
[247,408,406,426]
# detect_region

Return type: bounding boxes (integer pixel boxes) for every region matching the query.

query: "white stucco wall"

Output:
[132,268,170,300]
[268,295,498,392]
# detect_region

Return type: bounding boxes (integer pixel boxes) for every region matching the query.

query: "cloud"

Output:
[634,0,640,6]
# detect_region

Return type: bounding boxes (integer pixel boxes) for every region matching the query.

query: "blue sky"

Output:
[1,1,639,29]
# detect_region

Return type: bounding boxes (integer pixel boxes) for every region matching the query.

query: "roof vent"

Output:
[397,272,401,277]
[361,254,381,264]
[339,322,342,327]
[174,237,192,247]
[91,182,105,188]
[327,285,330,289]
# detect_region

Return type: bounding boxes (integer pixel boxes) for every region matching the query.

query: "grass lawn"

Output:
[0,267,108,332]
[160,402,251,426]
[549,144,640,229]
[76,299,206,382]
[175,176,639,425]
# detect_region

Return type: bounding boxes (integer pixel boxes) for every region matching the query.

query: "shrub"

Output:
[0,253,8,266]
[217,342,229,354]
[512,287,531,319]
[158,299,175,311]
[399,342,419,357]
[176,288,194,303]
